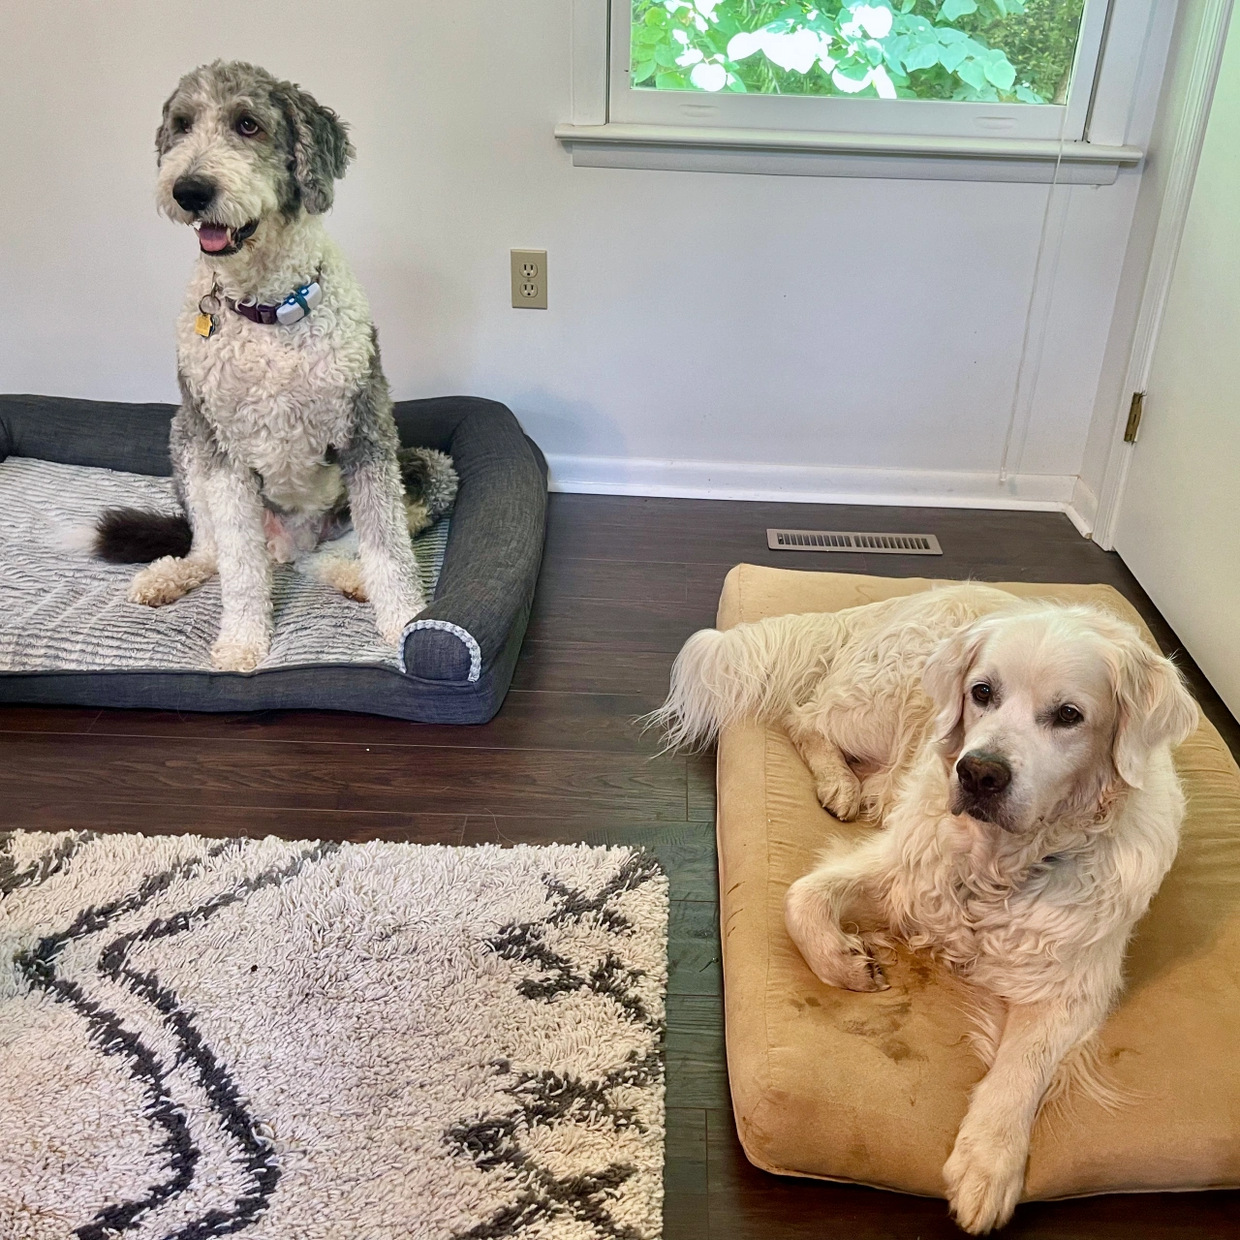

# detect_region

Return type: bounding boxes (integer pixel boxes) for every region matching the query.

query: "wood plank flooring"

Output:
[2,493,1237,1238]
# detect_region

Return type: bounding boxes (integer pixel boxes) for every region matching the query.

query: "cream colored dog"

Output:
[654,583,1197,1233]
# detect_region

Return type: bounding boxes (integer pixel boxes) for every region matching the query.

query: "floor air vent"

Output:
[767,529,943,555]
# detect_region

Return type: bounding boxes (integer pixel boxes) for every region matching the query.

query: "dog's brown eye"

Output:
[1056,704,1083,726]
[970,683,992,706]
[173,116,192,134]
[236,116,261,137]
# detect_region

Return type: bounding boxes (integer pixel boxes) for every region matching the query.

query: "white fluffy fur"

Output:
[656,584,1198,1233]
[169,220,370,507]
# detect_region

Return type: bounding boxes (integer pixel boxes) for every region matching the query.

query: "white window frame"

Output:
[609,0,1108,140]
[557,0,1170,183]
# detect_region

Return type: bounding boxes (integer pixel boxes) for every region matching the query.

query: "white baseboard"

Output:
[546,454,1084,516]
[1065,476,1099,537]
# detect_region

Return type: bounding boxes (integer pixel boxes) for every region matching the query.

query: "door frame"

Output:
[1091,0,1236,549]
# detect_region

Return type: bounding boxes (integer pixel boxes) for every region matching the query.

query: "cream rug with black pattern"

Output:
[0,832,667,1240]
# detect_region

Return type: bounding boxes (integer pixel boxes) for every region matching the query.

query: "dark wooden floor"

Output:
[3,493,1237,1238]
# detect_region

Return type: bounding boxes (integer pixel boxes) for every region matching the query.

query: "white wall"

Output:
[0,1,1158,510]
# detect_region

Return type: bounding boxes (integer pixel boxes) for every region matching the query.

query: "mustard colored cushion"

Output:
[716,565,1240,1200]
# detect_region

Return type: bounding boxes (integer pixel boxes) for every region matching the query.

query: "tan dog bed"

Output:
[717,565,1240,1201]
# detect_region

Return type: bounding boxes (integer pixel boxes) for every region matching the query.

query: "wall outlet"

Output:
[511,249,547,310]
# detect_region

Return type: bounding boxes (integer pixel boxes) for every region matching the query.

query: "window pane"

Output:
[630,0,1087,104]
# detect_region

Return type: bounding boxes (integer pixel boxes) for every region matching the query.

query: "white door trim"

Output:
[1092,0,1236,549]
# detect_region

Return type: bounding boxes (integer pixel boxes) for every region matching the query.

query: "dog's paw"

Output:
[835,939,890,992]
[312,557,369,602]
[817,771,863,821]
[378,621,412,645]
[267,537,296,565]
[128,557,192,607]
[802,936,889,993]
[210,637,267,673]
[785,880,890,993]
[944,1129,1026,1234]
[376,601,426,645]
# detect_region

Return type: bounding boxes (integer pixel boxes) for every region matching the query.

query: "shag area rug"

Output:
[0,831,667,1240]
[0,457,448,674]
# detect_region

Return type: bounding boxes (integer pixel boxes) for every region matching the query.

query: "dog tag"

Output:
[195,312,217,338]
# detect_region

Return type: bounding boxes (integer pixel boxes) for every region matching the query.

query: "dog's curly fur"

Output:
[100,61,429,672]
[653,584,1198,1233]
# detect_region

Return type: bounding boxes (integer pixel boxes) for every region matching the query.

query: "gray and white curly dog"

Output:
[94,60,456,671]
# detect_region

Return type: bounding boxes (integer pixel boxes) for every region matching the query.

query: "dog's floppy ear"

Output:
[1108,634,1197,788]
[273,82,354,215]
[155,90,179,164]
[922,622,988,752]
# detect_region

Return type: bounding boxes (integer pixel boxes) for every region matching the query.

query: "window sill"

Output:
[553,123,1143,184]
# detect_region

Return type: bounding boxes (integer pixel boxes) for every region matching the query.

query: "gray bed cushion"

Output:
[0,394,547,723]
[0,457,450,673]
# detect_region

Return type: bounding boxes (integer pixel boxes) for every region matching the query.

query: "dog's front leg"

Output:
[943,986,1114,1234]
[207,463,272,672]
[338,382,425,644]
[784,838,891,991]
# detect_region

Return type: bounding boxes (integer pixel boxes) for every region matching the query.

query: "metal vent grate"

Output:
[767,529,942,555]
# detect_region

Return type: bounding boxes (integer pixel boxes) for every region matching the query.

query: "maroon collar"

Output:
[227,273,322,325]
[230,297,281,325]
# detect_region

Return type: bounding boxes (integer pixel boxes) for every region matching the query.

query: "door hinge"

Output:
[1123,391,1145,443]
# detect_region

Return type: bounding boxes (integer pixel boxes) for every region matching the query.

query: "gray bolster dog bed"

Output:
[0,394,547,723]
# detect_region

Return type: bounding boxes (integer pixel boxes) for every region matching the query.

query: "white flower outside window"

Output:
[839,4,893,40]
[689,60,728,90]
[831,63,897,98]
[727,28,836,76]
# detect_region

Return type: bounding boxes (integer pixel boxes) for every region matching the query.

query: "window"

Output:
[612,0,1109,139]
[558,0,1155,181]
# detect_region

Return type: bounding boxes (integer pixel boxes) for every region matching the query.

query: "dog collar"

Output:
[230,278,323,326]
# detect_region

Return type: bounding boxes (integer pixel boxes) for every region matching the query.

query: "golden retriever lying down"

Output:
[654,583,1197,1234]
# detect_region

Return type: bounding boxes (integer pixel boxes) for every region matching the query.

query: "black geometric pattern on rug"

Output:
[446,851,665,1240]
[8,832,338,1239]
[0,829,100,895]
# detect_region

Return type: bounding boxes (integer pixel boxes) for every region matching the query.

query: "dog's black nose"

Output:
[172,176,216,213]
[956,752,1012,798]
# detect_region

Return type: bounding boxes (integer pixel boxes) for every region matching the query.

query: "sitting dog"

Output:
[654,584,1197,1233]
[93,60,429,671]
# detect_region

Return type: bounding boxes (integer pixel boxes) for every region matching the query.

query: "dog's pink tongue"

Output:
[197,225,231,253]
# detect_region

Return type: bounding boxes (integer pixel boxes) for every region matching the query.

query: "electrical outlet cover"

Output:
[511,249,547,310]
